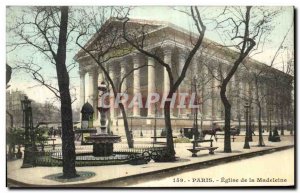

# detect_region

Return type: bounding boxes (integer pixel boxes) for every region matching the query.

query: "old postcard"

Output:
[6,5,295,188]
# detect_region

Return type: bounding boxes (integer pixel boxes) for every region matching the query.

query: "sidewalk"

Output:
[7,135,294,187]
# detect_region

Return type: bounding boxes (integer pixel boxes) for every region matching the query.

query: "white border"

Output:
[1,1,298,192]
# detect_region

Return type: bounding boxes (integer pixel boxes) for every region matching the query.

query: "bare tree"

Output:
[211,6,279,152]
[74,7,148,148]
[244,22,293,146]
[185,56,214,136]
[121,6,206,159]
[7,6,77,178]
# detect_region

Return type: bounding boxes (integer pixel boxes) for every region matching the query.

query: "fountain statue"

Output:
[84,81,121,156]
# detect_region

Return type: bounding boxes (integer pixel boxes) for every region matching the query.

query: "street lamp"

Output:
[192,77,199,140]
[243,103,250,149]
[21,96,34,168]
[268,106,274,141]
[249,106,253,142]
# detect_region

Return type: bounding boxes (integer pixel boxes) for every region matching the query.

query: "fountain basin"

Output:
[85,134,121,157]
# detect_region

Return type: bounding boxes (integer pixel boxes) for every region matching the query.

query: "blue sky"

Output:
[6,6,294,108]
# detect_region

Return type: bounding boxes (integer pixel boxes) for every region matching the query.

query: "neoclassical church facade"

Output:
[75,18,293,136]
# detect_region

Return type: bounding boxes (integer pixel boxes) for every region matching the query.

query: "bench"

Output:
[151,136,177,147]
[215,134,236,142]
[187,139,218,157]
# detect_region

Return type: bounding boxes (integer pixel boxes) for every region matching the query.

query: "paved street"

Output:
[131,148,294,187]
[7,134,294,187]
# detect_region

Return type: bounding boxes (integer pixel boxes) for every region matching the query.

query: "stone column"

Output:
[120,60,128,94]
[88,71,94,104]
[93,68,99,119]
[162,46,174,117]
[88,68,98,119]
[133,54,141,117]
[203,66,211,120]
[79,70,86,108]
[252,82,258,121]
[236,75,242,120]
[263,83,268,121]
[211,69,218,120]
[230,74,236,120]
[247,81,252,123]
[119,59,128,117]
[163,48,172,96]
[217,68,226,120]
[273,96,276,123]
[109,64,115,118]
[147,57,156,117]
[177,51,186,117]
[241,80,247,120]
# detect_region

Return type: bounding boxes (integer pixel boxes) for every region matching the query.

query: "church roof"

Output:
[75,17,293,78]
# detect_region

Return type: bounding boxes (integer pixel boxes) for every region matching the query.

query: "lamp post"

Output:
[249,106,253,142]
[268,106,274,141]
[153,102,157,143]
[243,103,250,149]
[192,77,199,140]
[21,96,34,168]
[238,114,241,132]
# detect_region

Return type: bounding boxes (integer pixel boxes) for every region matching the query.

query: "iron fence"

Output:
[30,145,167,167]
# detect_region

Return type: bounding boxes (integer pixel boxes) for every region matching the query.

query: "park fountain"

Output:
[32,82,163,167]
[84,82,121,156]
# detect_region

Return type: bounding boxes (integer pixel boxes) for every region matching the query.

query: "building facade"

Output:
[75,18,293,136]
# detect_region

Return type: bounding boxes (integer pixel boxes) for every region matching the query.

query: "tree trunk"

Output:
[55,6,77,178]
[164,93,176,160]
[119,103,134,148]
[220,84,232,153]
[257,104,265,146]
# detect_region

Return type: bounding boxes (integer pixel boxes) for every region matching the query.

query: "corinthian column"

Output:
[109,64,115,118]
[177,51,186,117]
[211,69,218,120]
[133,54,141,117]
[252,81,258,121]
[88,71,94,104]
[88,67,99,119]
[230,74,236,120]
[236,75,242,120]
[147,57,156,117]
[162,46,174,117]
[203,65,211,120]
[79,69,86,108]
[163,48,172,96]
[119,59,129,116]
[120,60,128,94]
[94,69,99,119]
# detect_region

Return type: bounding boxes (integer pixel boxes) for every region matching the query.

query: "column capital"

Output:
[178,48,190,59]
[162,44,174,55]
[79,69,86,77]
[120,57,130,66]
[132,53,143,68]
[132,52,143,59]
[147,56,155,69]
[108,62,115,72]
[88,67,98,76]
[147,56,155,62]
